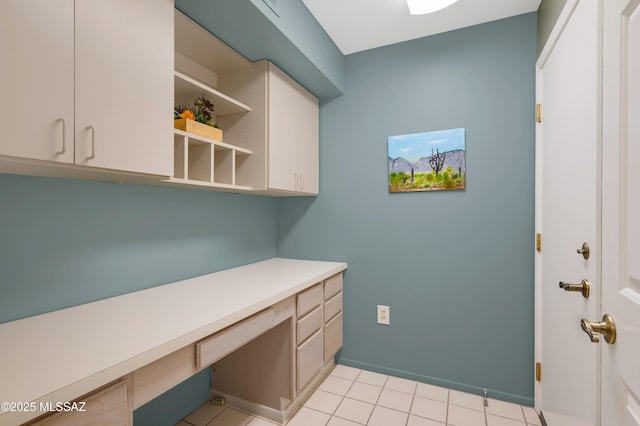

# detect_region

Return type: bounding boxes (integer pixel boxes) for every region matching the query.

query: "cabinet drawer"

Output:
[324,292,342,323]
[196,308,275,369]
[30,381,129,425]
[297,328,324,392]
[297,283,323,317]
[133,345,197,409]
[297,305,323,345]
[324,273,343,300]
[324,312,343,364]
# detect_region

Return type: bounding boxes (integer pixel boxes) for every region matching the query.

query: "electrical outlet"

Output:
[377,305,390,325]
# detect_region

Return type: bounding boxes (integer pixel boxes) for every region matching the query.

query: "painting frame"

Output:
[388,128,466,193]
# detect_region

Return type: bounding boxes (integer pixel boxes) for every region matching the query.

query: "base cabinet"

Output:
[23,272,343,426]
[296,284,325,392]
[209,272,344,424]
[0,260,345,426]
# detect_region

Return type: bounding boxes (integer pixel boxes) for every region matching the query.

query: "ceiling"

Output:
[302,0,541,55]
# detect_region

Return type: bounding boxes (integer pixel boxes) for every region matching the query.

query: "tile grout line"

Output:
[445,388,450,426]
[331,370,358,425]
[406,390,417,426]
[253,367,535,426]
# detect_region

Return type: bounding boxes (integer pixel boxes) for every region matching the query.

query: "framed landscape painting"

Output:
[388,128,466,193]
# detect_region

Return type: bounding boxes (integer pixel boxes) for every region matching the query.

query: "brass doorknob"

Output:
[559,279,590,298]
[580,314,616,344]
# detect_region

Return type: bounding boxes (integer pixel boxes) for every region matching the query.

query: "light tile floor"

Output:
[177,365,541,426]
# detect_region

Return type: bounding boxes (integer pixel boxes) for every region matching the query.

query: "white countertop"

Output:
[0,258,347,425]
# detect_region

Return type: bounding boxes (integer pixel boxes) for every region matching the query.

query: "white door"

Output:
[535,0,600,424]
[0,0,74,163]
[600,0,640,424]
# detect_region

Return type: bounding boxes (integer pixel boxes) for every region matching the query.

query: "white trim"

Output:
[537,0,580,69]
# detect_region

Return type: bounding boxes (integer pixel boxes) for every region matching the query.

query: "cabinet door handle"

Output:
[294,172,298,190]
[56,118,67,155]
[86,126,96,160]
[299,173,304,190]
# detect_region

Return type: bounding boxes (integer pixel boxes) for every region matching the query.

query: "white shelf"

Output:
[173,129,252,155]
[174,71,251,116]
[162,177,253,193]
[170,11,259,193]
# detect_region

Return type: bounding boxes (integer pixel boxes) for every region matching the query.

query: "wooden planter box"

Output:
[174,118,223,141]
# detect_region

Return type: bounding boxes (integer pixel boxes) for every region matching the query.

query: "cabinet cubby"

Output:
[165,11,255,192]
[161,10,319,196]
[172,130,253,190]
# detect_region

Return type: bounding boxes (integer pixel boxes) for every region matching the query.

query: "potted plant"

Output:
[174,97,223,141]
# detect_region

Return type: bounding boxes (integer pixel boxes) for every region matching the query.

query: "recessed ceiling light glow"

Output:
[407,0,459,15]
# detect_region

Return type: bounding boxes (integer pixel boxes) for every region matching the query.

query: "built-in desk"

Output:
[0,258,347,425]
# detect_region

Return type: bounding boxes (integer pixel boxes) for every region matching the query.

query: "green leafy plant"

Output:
[193,97,216,127]
[174,97,219,128]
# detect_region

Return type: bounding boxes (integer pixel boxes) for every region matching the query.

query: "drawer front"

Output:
[297,329,324,392]
[196,308,275,369]
[297,305,323,345]
[297,283,323,317]
[31,381,129,425]
[324,273,343,300]
[133,345,197,409]
[324,312,343,364]
[324,292,342,323]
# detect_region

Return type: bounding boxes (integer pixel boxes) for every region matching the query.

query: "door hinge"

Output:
[536,104,542,123]
[535,362,542,381]
[536,234,542,252]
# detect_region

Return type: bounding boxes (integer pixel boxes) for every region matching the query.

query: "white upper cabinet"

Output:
[74,0,173,176]
[0,0,75,163]
[0,4,319,194]
[254,61,319,195]
[0,0,173,178]
[167,17,320,196]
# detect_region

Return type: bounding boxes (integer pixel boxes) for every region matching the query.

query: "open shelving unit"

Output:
[174,71,250,116]
[172,129,252,190]
[164,11,260,192]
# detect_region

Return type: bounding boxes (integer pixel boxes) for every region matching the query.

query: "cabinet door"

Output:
[0,1,74,163]
[75,0,173,176]
[297,328,324,392]
[267,63,299,191]
[324,312,343,364]
[295,88,319,195]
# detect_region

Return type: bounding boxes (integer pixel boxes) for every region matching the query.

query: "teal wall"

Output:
[0,174,277,424]
[277,13,537,405]
[1,3,538,422]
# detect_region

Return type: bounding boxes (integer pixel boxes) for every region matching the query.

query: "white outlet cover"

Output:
[377,305,390,325]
